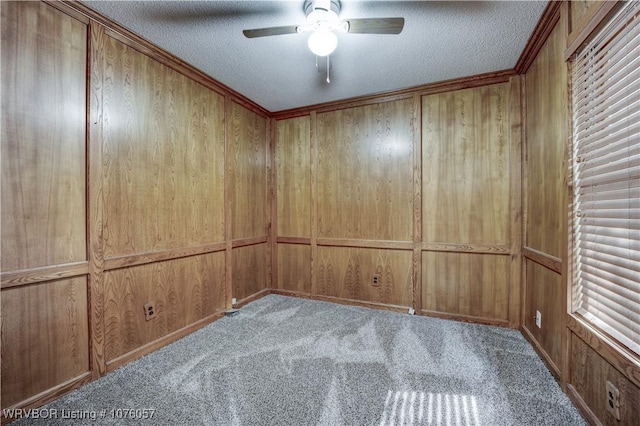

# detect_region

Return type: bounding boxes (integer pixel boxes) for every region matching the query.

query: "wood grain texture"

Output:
[1,1,87,271]
[1,278,89,408]
[316,247,413,307]
[508,75,523,328]
[276,116,311,237]
[412,94,423,313]
[271,289,409,314]
[103,253,225,362]
[310,111,319,296]
[568,315,640,389]
[569,0,597,32]
[273,69,516,120]
[232,243,268,301]
[316,99,414,241]
[566,1,619,60]
[106,311,225,373]
[569,333,640,426]
[1,262,89,289]
[104,242,226,271]
[231,102,268,239]
[524,10,568,259]
[524,259,564,370]
[422,252,509,321]
[422,83,510,245]
[523,245,562,274]
[89,21,107,379]
[101,35,225,257]
[277,244,311,293]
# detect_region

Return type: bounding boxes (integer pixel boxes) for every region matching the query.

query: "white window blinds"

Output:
[572,0,640,356]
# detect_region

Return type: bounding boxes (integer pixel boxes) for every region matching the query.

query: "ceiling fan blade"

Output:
[346,17,404,35]
[243,25,299,38]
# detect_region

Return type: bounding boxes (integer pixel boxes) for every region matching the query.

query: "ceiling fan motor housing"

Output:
[304,0,342,30]
[304,0,341,16]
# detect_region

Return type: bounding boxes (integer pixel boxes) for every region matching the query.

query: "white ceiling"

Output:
[84,1,547,112]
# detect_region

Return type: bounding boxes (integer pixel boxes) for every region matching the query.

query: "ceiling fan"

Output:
[243,0,404,82]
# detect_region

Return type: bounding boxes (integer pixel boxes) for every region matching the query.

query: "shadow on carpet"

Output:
[9,295,586,425]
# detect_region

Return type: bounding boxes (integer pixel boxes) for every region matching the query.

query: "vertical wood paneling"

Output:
[232,244,268,301]
[422,252,509,321]
[316,100,414,241]
[525,13,567,259]
[1,278,89,407]
[523,4,568,380]
[422,83,510,245]
[277,116,311,237]
[1,1,87,271]
[277,244,311,293]
[231,102,268,239]
[569,334,640,426]
[508,75,524,328]
[89,22,107,378]
[103,253,225,362]
[525,259,564,369]
[101,36,225,258]
[317,247,412,306]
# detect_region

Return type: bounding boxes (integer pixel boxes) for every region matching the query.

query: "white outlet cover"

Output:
[232,298,237,306]
[408,308,415,315]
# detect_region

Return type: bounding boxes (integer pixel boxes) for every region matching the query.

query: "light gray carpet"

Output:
[10,295,585,425]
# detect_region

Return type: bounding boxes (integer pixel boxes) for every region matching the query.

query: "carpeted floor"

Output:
[10,295,586,425]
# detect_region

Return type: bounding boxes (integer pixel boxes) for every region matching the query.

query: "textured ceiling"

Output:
[84,1,547,112]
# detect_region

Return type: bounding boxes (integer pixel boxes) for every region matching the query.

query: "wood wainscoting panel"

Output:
[524,259,564,371]
[569,332,640,426]
[422,252,509,322]
[232,243,268,301]
[316,99,414,241]
[1,277,89,408]
[316,247,413,307]
[100,35,225,258]
[231,102,268,239]
[524,9,568,259]
[422,83,510,245]
[103,252,225,362]
[277,244,311,293]
[276,116,311,237]
[1,1,87,271]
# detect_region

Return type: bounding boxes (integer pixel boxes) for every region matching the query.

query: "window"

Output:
[572,0,640,356]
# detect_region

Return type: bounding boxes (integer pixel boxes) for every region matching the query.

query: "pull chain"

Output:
[326,55,330,83]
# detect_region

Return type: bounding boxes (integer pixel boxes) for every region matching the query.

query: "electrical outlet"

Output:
[535,310,542,328]
[606,381,621,421]
[372,274,381,287]
[408,308,415,315]
[232,298,237,306]
[144,302,157,321]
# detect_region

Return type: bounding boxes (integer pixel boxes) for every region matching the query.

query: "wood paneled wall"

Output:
[275,81,522,323]
[522,2,568,378]
[1,1,91,410]
[100,36,226,257]
[1,0,269,414]
[523,3,640,425]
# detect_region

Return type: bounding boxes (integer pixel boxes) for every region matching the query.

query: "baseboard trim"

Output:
[105,310,226,372]
[566,384,603,426]
[1,372,92,424]
[520,324,562,380]
[419,309,510,327]
[235,288,272,308]
[270,289,410,313]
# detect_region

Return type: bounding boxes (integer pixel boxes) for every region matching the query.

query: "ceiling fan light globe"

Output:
[308,30,337,56]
